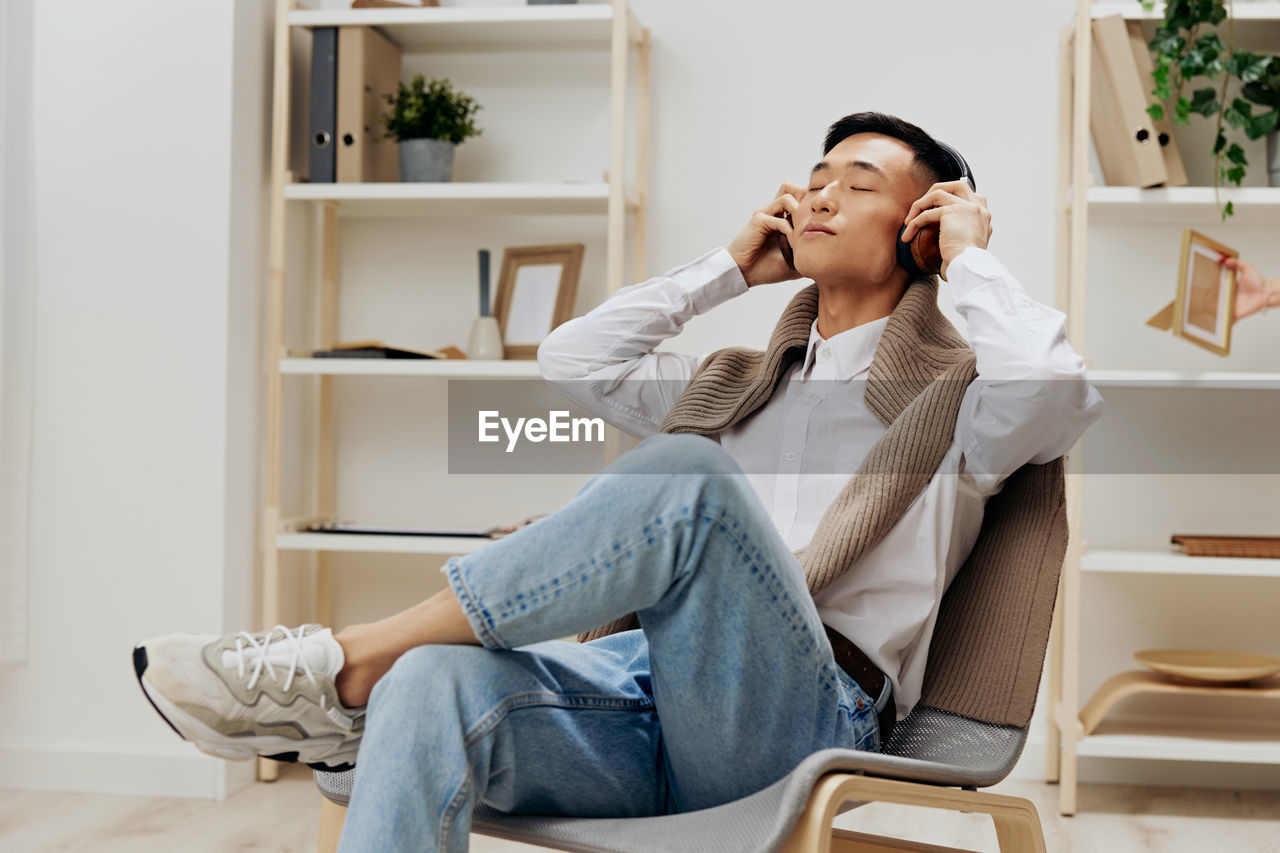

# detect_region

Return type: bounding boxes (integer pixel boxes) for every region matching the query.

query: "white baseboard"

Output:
[1010,737,1280,790]
[0,746,256,799]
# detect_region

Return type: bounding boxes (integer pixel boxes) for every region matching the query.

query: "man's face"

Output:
[790,133,928,284]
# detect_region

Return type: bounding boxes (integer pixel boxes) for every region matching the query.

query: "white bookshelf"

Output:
[277,531,490,555]
[280,357,543,378]
[1083,186,1280,224]
[1082,549,1280,578]
[1051,0,1280,814]
[283,181,642,218]
[288,4,644,52]
[259,0,652,786]
[1086,370,1280,389]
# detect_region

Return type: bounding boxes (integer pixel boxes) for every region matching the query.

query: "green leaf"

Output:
[1223,200,1235,220]
[1152,55,1173,100]
[1174,95,1192,125]
[1226,165,1246,185]
[1224,98,1252,129]
[1189,87,1219,117]
[1240,82,1277,108]
[1237,52,1273,84]
[1214,130,1227,154]
[1248,109,1280,139]
[1226,143,1247,166]
[1147,103,1165,122]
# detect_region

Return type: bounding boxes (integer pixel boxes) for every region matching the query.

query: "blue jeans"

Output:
[338,433,881,852]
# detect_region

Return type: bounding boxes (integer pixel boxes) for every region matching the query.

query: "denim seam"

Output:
[438,776,472,852]
[462,691,656,749]
[445,557,505,650]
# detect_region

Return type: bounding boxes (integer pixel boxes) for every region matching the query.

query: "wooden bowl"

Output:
[1134,649,1280,684]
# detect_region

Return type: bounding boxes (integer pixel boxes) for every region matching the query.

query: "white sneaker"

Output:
[133,624,363,771]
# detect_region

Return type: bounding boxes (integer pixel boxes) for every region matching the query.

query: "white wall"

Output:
[2,0,1276,800]
[0,0,270,798]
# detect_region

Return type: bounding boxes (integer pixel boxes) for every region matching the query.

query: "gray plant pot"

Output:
[398,138,456,182]
[1268,131,1280,187]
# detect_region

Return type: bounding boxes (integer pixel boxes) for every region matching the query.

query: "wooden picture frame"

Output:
[1172,229,1237,357]
[492,244,584,359]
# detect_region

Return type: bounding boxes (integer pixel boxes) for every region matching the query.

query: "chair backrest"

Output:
[915,458,1068,729]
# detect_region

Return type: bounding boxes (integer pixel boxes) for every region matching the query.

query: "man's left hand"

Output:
[900,180,993,281]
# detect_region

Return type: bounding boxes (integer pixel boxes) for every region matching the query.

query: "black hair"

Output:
[822,111,958,190]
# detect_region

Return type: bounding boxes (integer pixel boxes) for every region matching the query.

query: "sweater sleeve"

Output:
[537,247,749,438]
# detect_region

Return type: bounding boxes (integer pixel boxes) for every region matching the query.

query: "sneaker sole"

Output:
[132,645,358,772]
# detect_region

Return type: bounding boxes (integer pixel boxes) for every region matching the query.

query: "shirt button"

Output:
[818,345,831,360]
[785,451,797,461]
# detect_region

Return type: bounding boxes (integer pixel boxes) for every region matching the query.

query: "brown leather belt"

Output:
[823,624,895,746]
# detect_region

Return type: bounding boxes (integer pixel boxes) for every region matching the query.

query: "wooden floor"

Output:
[2,764,1278,852]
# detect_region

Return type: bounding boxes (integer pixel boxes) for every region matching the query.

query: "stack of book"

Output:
[1090,15,1188,188]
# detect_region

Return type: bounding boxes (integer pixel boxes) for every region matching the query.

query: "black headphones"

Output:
[894,140,976,278]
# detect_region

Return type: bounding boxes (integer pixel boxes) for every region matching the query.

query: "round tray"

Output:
[1134,649,1280,684]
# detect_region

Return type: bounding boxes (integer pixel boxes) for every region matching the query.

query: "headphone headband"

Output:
[936,140,976,191]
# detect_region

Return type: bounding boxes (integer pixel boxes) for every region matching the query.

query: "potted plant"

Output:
[1140,0,1280,218]
[380,74,482,182]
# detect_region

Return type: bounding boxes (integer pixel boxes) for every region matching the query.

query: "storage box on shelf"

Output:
[1051,0,1280,814]
[259,0,650,781]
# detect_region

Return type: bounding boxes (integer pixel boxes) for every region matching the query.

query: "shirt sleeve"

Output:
[537,247,749,438]
[947,247,1103,491]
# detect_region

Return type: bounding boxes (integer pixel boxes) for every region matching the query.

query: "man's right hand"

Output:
[727,183,805,287]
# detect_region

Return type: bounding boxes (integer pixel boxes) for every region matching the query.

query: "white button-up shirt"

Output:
[538,247,1103,720]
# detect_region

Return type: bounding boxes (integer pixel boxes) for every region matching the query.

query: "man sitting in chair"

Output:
[133,112,1102,852]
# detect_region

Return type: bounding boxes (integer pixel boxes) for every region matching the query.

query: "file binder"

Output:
[337,26,403,183]
[308,27,338,183]
[1090,15,1168,187]
[1126,20,1188,187]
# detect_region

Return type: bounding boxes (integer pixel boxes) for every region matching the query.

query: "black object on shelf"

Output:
[313,345,433,359]
[478,248,491,316]
[304,521,500,538]
[309,27,338,183]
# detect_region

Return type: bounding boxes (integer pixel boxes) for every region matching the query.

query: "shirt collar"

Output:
[801,314,890,378]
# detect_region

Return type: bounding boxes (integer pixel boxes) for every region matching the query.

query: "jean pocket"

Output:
[832,667,881,752]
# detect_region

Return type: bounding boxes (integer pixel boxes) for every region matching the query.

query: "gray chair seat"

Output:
[313,706,1028,853]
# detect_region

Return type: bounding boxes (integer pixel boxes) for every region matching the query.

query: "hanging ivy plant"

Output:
[1140,0,1280,218]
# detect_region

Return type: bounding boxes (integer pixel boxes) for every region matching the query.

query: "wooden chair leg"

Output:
[781,773,1047,853]
[317,795,348,853]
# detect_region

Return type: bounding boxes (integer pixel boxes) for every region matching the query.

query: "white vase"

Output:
[466,316,504,360]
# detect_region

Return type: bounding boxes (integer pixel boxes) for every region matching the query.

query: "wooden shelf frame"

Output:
[259,0,650,781]
[1048,0,1280,815]
[1079,670,1280,737]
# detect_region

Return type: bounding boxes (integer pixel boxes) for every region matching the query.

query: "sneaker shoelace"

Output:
[233,624,320,698]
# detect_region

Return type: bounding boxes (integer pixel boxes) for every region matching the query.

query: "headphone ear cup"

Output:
[897,225,925,278]
[897,223,944,278]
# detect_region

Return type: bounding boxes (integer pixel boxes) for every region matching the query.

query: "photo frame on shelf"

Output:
[492,243,584,359]
[1173,229,1237,357]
